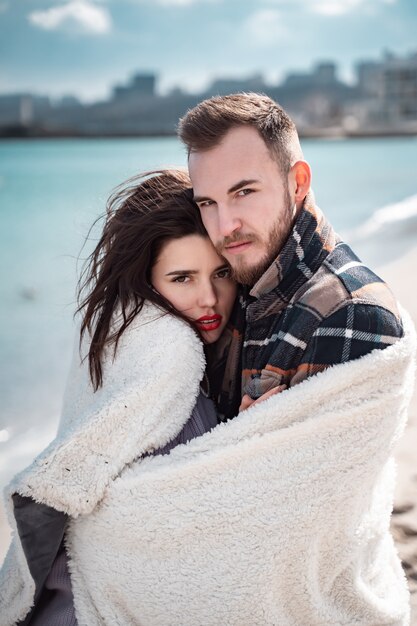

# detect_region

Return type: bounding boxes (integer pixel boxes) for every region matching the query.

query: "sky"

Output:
[1,0,417,102]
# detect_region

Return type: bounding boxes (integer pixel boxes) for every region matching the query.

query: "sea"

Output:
[0,136,417,487]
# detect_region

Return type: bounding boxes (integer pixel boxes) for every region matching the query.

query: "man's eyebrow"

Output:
[193,179,260,204]
[227,179,260,194]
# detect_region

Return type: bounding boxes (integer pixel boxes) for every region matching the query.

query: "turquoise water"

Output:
[0,136,416,482]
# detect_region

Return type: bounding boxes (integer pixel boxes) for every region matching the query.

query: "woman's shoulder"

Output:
[77,301,200,360]
[73,300,205,398]
[10,304,206,517]
[126,301,189,332]
[112,301,202,359]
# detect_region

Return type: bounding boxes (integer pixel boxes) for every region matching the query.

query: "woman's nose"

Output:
[197,281,218,308]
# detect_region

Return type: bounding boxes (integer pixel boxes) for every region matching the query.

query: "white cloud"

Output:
[243,9,288,47]
[120,0,216,4]
[265,0,398,16]
[158,0,205,4]
[124,0,218,5]
[28,0,112,35]
[312,0,398,16]
[312,0,365,16]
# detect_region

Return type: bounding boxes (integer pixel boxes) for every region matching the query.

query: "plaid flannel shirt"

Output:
[213,195,403,421]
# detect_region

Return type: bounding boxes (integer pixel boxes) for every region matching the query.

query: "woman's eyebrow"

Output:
[193,193,212,204]
[165,264,228,276]
[165,269,198,276]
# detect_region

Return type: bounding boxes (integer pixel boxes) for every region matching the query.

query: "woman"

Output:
[0,169,237,625]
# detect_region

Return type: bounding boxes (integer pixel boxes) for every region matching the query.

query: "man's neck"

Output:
[248,194,337,302]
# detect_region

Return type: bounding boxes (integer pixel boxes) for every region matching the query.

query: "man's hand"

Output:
[239,385,287,412]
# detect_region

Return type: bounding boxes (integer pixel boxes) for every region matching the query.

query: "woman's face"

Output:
[151,235,237,344]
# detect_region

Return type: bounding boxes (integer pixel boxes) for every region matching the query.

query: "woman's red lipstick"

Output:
[196,314,222,331]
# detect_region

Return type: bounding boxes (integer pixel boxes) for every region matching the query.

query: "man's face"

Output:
[188,126,295,286]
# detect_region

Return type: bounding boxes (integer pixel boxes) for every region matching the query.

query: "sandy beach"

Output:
[1,244,416,622]
[378,246,417,622]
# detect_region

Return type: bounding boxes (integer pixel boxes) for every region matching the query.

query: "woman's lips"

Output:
[196,314,222,332]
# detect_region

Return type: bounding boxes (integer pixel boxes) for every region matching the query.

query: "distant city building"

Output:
[314,62,337,85]
[382,52,417,122]
[1,51,416,137]
[205,73,266,96]
[275,61,353,128]
[283,62,338,88]
[113,72,157,100]
[0,93,51,127]
[355,51,417,126]
[57,95,82,108]
[131,73,156,96]
[356,61,383,97]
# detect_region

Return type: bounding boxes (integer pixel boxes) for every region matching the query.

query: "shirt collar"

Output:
[249,192,338,301]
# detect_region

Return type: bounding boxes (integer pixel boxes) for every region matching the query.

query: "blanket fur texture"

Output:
[1,303,416,626]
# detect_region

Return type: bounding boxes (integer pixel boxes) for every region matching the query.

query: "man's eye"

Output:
[199,200,214,209]
[237,188,253,197]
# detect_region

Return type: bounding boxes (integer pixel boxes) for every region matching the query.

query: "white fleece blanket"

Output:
[1,304,416,626]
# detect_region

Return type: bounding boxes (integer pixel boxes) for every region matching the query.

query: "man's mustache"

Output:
[216,233,259,254]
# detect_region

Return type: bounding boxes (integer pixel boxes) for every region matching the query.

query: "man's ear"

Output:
[289,161,311,209]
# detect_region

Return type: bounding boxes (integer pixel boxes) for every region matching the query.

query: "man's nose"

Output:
[217,204,242,238]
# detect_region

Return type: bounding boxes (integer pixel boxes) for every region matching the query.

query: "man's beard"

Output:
[215,188,294,286]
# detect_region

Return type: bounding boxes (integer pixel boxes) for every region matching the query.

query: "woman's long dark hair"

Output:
[77,169,208,390]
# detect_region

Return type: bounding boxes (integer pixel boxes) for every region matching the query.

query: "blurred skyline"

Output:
[1,0,417,102]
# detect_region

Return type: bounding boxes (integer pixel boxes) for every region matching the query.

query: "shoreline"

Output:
[0,129,417,141]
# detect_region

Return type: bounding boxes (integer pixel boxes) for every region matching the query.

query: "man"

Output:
[178,93,403,419]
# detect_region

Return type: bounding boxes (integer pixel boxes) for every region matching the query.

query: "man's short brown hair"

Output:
[178,92,302,175]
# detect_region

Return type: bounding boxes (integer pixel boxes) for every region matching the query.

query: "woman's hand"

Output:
[239,384,287,412]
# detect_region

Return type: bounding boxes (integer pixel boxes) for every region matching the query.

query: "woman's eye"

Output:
[199,200,214,209]
[172,275,190,283]
[215,268,231,279]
